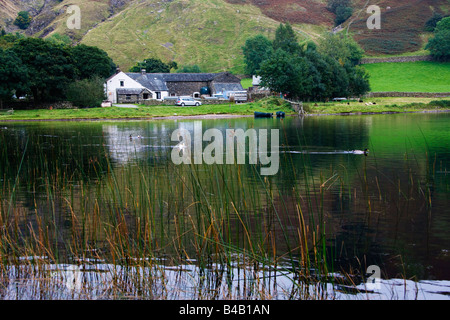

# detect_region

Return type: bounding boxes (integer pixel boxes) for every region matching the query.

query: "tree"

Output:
[13,11,32,30]
[322,55,350,98]
[424,12,444,32]
[0,48,28,108]
[0,32,23,50]
[176,65,203,73]
[11,38,76,103]
[258,49,312,99]
[66,76,105,108]
[71,44,116,80]
[304,48,332,100]
[242,34,273,75]
[46,33,72,46]
[272,23,302,55]
[335,5,353,26]
[317,33,364,66]
[347,65,371,97]
[129,58,175,73]
[426,29,450,61]
[327,0,353,26]
[327,0,351,13]
[435,16,450,32]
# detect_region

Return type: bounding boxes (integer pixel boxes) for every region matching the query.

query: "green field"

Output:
[363,61,450,93]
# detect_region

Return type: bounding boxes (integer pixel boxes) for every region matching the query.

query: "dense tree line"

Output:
[129,58,178,73]
[0,34,116,108]
[243,23,370,101]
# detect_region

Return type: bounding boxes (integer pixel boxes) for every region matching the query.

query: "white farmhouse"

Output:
[105,69,169,104]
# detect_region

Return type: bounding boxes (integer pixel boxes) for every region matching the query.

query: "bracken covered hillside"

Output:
[225,0,334,25]
[348,0,450,55]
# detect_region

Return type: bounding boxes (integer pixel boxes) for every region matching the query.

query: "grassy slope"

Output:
[363,61,450,92]
[81,0,275,73]
[80,0,325,73]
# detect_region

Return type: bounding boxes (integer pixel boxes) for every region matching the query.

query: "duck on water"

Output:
[285,149,369,156]
[352,148,369,156]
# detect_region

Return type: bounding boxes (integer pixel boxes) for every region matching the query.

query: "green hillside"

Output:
[80,0,324,73]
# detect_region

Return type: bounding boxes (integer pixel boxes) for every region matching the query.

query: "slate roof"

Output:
[212,82,244,93]
[122,72,242,92]
[126,73,169,91]
[162,73,219,82]
[116,88,147,95]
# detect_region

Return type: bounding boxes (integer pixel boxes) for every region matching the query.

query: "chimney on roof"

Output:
[141,69,146,75]
[116,67,121,74]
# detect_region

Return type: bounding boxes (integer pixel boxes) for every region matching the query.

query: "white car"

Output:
[176,97,202,106]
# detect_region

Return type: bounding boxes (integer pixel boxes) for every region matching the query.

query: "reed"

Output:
[0,122,437,300]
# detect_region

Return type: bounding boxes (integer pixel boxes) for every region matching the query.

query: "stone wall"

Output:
[360,55,433,64]
[166,81,209,96]
[117,94,140,104]
[366,92,450,98]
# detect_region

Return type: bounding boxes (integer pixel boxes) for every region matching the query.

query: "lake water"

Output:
[0,112,449,300]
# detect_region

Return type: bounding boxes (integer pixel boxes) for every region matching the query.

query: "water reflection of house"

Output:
[102,124,175,164]
[105,69,245,104]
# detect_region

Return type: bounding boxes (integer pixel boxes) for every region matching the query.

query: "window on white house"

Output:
[120,81,124,87]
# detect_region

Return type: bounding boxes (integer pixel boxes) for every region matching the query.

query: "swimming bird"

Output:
[352,148,369,156]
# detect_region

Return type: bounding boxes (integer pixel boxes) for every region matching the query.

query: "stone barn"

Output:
[163,72,243,98]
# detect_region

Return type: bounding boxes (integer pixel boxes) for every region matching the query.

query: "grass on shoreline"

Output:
[304,97,450,114]
[0,97,449,121]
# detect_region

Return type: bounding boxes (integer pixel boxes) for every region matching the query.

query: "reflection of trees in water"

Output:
[0,123,110,185]
[322,154,449,280]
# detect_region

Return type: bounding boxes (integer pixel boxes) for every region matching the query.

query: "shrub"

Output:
[424,13,444,32]
[65,76,105,108]
[426,29,450,61]
[13,11,32,30]
[429,100,450,108]
[335,6,353,26]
